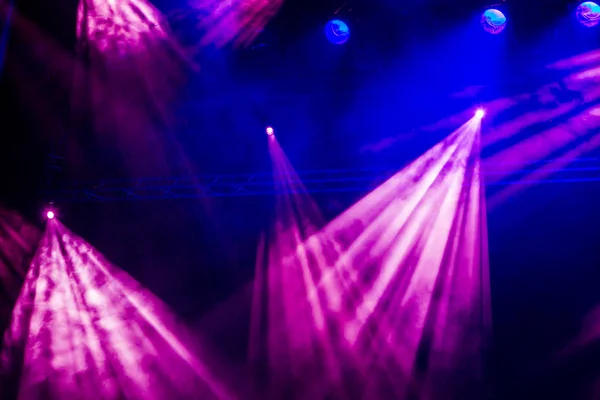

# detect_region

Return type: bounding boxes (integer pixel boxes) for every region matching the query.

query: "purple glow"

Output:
[362,49,600,207]
[548,50,600,70]
[46,211,55,220]
[0,208,41,352]
[252,122,491,397]
[176,0,284,48]
[250,136,336,398]
[488,122,600,209]
[1,221,237,399]
[476,109,485,119]
[310,120,491,396]
[483,66,600,188]
[266,126,274,136]
[480,50,600,206]
[74,0,197,178]
[77,0,174,53]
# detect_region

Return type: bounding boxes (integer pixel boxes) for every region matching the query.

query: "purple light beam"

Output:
[1,220,236,400]
[253,116,491,398]
[249,136,352,399]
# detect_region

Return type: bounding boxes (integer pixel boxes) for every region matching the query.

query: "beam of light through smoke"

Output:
[75,0,193,112]
[249,136,356,399]
[0,220,236,400]
[484,107,600,184]
[360,50,600,210]
[77,0,187,58]
[74,0,197,178]
[0,5,228,245]
[487,123,600,209]
[0,2,77,147]
[253,118,490,399]
[170,0,283,49]
[548,49,600,70]
[476,51,600,206]
[0,2,191,179]
[0,209,40,344]
[311,118,489,399]
[362,50,600,158]
[359,96,527,155]
[477,51,600,156]
[74,0,239,240]
[440,51,600,151]
[480,52,600,196]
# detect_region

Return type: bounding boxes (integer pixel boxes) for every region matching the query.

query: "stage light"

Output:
[46,211,55,220]
[577,2,600,27]
[2,220,236,399]
[254,118,490,397]
[476,109,485,118]
[266,126,274,136]
[481,9,507,34]
[324,19,350,45]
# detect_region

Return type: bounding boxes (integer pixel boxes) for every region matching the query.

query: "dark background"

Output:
[2,0,600,398]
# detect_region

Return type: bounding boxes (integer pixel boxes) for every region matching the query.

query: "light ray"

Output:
[0,208,40,356]
[488,130,600,209]
[249,137,353,399]
[74,0,195,178]
[300,117,489,398]
[1,220,236,400]
[253,117,490,398]
[171,0,284,49]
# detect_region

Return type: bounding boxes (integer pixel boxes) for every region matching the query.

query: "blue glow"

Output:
[481,9,507,34]
[325,19,350,45]
[577,2,600,27]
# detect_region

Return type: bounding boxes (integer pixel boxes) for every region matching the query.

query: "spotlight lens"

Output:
[577,2,600,27]
[46,211,55,220]
[481,9,507,34]
[476,109,485,118]
[325,19,350,45]
[266,126,274,135]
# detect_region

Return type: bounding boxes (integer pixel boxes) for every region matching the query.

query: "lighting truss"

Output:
[40,157,600,202]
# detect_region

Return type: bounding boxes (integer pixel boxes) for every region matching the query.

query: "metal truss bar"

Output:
[42,158,600,202]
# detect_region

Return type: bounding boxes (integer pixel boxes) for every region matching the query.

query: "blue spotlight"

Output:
[325,19,350,45]
[577,2,600,27]
[481,9,507,34]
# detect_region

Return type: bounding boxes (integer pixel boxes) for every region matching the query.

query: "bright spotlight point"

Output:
[266,127,274,136]
[475,109,485,119]
[577,2,600,27]
[481,9,507,34]
[46,211,55,220]
[325,19,350,45]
